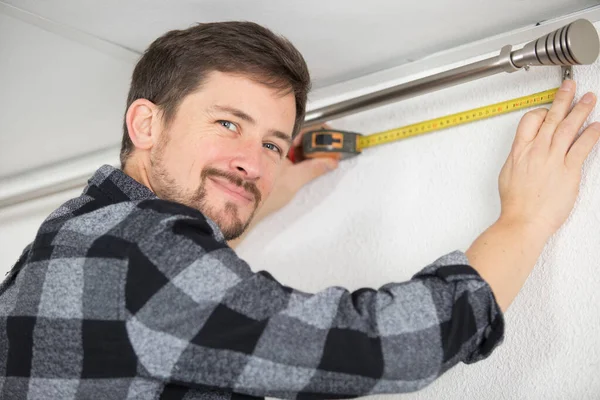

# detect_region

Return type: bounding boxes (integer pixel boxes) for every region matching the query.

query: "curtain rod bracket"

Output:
[499,45,520,73]
[562,66,573,81]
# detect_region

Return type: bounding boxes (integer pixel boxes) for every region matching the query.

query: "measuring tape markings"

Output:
[356,88,559,151]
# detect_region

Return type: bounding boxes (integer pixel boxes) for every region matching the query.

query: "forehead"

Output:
[188,71,296,116]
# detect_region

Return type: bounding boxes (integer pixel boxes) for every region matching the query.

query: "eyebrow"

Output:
[210,105,293,146]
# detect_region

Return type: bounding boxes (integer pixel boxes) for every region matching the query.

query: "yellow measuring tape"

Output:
[298,87,559,161]
[356,87,559,150]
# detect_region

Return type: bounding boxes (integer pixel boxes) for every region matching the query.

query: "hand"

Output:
[498,80,600,236]
[255,124,339,221]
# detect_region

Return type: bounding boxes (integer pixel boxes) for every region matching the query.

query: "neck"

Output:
[123,158,155,194]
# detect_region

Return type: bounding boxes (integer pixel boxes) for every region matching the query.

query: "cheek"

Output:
[156,135,208,189]
[170,144,199,175]
[259,168,279,197]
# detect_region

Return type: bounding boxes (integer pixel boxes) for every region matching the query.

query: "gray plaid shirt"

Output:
[0,165,504,400]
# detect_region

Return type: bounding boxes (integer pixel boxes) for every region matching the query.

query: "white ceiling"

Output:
[3,0,598,88]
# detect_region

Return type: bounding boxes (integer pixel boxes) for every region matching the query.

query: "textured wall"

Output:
[237,23,600,400]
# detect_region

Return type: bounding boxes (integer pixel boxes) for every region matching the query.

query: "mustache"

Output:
[201,167,262,204]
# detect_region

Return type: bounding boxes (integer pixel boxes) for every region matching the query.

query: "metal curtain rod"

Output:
[305,18,600,125]
[0,19,599,210]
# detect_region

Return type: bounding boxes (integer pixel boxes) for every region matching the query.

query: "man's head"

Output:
[121,21,310,240]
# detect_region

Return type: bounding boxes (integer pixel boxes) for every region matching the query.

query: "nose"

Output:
[230,139,262,180]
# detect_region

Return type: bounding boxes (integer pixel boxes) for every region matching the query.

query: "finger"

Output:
[289,157,338,189]
[565,122,600,168]
[511,108,548,154]
[292,129,304,147]
[552,92,597,155]
[535,80,577,147]
[287,145,304,163]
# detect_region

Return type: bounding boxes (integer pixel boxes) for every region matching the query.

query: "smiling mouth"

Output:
[209,177,253,203]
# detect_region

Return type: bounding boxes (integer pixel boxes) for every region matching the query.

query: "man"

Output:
[0,20,598,400]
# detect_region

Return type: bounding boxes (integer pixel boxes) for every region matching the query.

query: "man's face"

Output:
[147,71,296,240]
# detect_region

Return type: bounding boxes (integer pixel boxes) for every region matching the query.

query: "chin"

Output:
[202,202,253,241]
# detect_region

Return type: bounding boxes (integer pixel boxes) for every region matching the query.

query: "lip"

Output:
[209,177,253,202]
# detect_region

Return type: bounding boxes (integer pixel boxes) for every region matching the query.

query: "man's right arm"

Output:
[466,217,549,313]
[123,200,503,399]
[467,80,599,313]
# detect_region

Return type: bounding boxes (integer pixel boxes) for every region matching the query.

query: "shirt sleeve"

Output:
[125,200,504,399]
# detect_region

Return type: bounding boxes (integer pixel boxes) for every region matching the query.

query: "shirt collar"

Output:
[86,164,157,202]
[86,164,226,242]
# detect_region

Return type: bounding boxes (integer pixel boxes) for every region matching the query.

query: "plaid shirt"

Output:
[0,165,504,400]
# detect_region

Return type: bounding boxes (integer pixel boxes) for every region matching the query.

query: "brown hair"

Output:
[120,21,311,168]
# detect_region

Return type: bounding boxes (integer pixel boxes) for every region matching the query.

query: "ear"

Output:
[125,99,161,151]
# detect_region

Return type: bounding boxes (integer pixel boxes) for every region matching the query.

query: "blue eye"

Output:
[264,142,282,154]
[218,120,237,132]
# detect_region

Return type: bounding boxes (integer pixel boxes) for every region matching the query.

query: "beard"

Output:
[149,139,262,241]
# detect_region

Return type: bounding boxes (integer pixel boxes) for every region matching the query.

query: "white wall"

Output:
[236,24,600,400]
[1,14,600,400]
[0,12,133,178]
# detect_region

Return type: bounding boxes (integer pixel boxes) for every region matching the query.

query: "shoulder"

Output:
[134,198,226,248]
[32,197,225,256]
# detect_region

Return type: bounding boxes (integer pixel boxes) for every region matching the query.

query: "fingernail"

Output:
[581,92,596,104]
[560,80,574,92]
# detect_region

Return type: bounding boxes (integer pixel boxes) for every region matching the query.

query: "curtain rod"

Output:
[0,19,599,210]
[305,19,599,125]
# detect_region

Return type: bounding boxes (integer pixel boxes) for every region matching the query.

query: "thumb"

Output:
[292,157,339,188]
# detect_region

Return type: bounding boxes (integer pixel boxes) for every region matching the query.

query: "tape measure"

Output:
[289,87,559,162]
